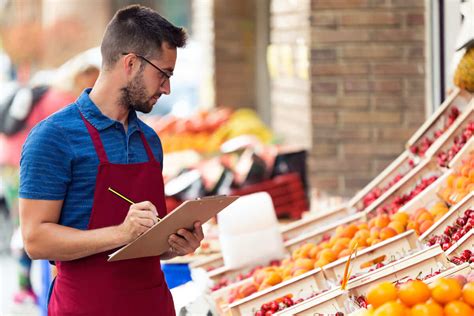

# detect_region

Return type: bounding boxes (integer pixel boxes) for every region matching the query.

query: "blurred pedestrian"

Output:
[0,60,99,305]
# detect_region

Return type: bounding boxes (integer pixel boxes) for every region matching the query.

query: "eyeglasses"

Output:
[121,52,173,84]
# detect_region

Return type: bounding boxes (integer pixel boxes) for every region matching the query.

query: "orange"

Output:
[354,229,370,241]
[444,300,473,316]
[416,210,433,222]
[375,215,390,228]
[431,278,462,304]
[391,212,409,226]
[407,221,420,233]
[341,224,359,238]
[410,301,444,316]
[331,243,347,256]
[419,220,434,234]
[446,174,457,188]
[367,281,398,308]
[358,223,369,230]
[294,258,314,270]
[398,280,431,307]
[373,301,408,316]
[380,227,397,240]
[370,227,381,239]
[388,221,405,234]
[263,271,282,286]
[318,248,337,262]
[463,282,474,307]
[337,249,351,259]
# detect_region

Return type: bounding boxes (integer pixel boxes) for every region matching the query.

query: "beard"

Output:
[119,69,158,114]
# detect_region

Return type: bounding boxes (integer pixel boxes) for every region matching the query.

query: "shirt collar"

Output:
[76,88,140,134]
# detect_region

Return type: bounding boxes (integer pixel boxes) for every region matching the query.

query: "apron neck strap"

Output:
[80,112,109,163]
[79,109,157,164]
[138,132,157,163]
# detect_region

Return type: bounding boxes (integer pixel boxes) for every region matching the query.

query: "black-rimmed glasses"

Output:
[121,52,172,83]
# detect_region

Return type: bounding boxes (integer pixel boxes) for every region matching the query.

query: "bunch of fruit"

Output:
[375,176,439,215]
[409,106,461,157]
[437,121,474,167]
[254,294,296,315]
[360,160,416,211]
[148,108,273,153]
[228,213,411,303]
[211,260,281,292]
[450,249,474,265]
[405,201,450,235]
[360,277,474,316]
[438,153,474,204]
[426,209,473,250]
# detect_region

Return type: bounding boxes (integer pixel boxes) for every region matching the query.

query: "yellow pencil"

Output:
[108,187,161,221]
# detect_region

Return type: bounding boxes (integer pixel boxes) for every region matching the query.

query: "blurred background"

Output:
[0,0,473,315]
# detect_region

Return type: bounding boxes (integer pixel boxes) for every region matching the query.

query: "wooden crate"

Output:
[323,230,420,283]
[189,253,225,271]
[365,159,443,215]
[426,262,472,284]
[227,268,328,316]
[425,100,474,159]
[348,150,419,212]
[280,204,352,241]
[419,192,474,244]
[398,170,452,215]
[347,245,451,296]
[407,88,473,154]
[274,288,346,315]
[445,230,473,259]
[449,136,474,170]
[284,213,366,253]
[210,278,252,315]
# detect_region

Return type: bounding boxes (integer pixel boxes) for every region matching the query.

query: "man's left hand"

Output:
[168,221,204,256]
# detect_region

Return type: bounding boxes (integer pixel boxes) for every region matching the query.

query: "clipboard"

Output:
[108,195,239,262]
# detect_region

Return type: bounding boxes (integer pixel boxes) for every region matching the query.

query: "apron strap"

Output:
[139,131,157,162]
[79,112,109,163]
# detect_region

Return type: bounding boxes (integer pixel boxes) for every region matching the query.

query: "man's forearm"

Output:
[24,223,129,261]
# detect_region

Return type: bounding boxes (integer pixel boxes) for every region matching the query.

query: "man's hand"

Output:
[117,201,159,243]
[167,222,204,256]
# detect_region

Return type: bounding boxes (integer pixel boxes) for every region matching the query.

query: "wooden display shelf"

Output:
[406,88,473,152]
[280,204,351,241]
[273,288,346,315]
[348,150,419,212]
[419,192,474,244]
[364,159,443,215]
[227,268,328,316]
[346,245,451,296]
[445,230,473,258]
[398,170,451,215]
[425,100,474,159]
[449,136,474,170]
[323,230,420,283]
[189,253,224,271]
[284,213,366,253]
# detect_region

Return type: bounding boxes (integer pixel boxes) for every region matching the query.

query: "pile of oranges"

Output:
[405,201,450,235]
[438,151,474,205]
[362,278,474,316]
[228,213,411,302]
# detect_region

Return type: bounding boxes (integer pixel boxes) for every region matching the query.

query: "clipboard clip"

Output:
[196,195,227,200]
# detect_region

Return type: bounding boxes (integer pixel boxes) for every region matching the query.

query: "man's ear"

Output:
[122,54,138,76]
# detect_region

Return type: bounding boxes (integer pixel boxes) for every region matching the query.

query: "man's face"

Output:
[120,42,177,113]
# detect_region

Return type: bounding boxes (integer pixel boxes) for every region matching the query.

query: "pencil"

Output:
[108,187,161,222]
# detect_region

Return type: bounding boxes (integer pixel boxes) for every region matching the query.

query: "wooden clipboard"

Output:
[108,195,239,262]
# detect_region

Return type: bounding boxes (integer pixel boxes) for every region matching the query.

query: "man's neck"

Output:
[89,74,129,128]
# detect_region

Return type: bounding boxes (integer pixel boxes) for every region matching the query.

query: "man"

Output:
[19,5,203,315]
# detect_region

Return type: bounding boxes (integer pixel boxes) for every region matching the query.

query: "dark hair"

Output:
[101,4,187,69]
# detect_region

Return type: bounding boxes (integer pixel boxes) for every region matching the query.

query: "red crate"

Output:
[230,173,308,219]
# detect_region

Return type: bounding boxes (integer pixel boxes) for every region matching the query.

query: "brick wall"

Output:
[308,0,426,196]
[213,1,257,109]
[269,0,312,148]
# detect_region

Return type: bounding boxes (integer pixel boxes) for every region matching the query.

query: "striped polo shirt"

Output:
[19,88,164,230]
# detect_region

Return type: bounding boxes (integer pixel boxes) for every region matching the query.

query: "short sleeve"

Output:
[19,119,73,200]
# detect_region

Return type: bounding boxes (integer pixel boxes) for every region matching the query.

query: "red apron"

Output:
[48,113,175,316]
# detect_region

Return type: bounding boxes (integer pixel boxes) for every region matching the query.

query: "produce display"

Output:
[437,121,474,167]
[410,107,461,157]
[438,152,474,204]
[358,278,474,316]
[426,209,473,251]
[146,108,273,153]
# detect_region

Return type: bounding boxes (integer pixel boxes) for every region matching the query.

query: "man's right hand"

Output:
[117,201,159,243]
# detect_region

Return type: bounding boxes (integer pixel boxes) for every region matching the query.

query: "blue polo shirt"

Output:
[19,89,164,230]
